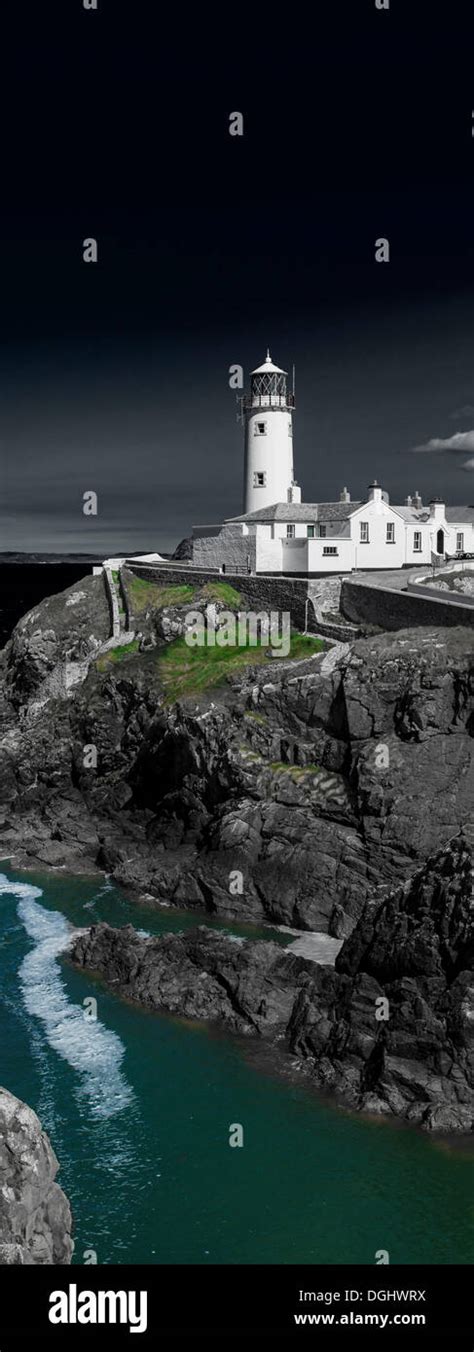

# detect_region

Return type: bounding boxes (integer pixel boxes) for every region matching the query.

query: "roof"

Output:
[228,502,362,524]
[445,506,474,523]
[251,350,287,376]
[391,506,429,522]
[228,501,474,527]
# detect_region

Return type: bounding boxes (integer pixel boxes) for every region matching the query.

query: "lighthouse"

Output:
[242,351,298,514]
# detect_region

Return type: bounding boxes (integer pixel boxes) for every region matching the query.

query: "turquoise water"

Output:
[0,868,472,1266]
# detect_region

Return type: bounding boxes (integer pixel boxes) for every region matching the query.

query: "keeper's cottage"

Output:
[192,351,474,575]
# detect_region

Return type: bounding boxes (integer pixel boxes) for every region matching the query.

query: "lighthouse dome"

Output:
[251,349,287,375]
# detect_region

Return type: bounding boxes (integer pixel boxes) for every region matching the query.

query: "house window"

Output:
[255,422,267,435]
[307,525,316,539]
[386,522,395,543]
[286,524,295,539]
[456,532,464,552]
[323,546,338,556]
[319,524,327,538]
[253,471,266,487]
[360,522,369,543]
[413,531,422,551]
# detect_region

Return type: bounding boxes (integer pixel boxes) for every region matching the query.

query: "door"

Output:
[436,528,445,554]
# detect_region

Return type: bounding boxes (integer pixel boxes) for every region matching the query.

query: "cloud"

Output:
[461,458,474,471]
[450,405,474,419]
[412,430,474,454]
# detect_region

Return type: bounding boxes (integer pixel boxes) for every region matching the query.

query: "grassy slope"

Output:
[156,632,324,702]
[125,575,244,614]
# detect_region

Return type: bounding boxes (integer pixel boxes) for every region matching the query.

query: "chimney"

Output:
[405,494,412,507]
[287,482,301,504]
[413,490,422,509]
[340,486,351,503]
[367,479,382,503]
[429,497,445,521]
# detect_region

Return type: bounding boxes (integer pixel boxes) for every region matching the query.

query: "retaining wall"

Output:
[126,563,314,631]
[407,580,474,607]
[341,578,474,630]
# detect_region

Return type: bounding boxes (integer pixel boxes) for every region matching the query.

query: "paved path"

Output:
[346,567,423,592]
[277,926,343,965]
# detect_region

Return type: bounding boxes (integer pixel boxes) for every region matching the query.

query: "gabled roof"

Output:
[390,506,430,522]
[228,501,474,527]
[228,501,361,524]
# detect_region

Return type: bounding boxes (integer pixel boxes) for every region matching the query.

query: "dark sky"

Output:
[2,1,474,553]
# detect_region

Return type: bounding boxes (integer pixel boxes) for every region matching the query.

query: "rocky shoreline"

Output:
[0,1087,73,1264]
[70,834,474,1134]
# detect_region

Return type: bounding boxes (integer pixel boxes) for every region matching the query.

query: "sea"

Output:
[0,869,472,1267]
[0,557,99,648]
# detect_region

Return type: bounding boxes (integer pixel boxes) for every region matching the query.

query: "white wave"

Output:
[0,874,133,1120]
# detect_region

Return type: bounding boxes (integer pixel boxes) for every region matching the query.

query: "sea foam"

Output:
[0,874,133,1119]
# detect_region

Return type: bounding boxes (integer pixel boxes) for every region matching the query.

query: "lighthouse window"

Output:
[307,525,315,539]
[254,471,266,488]
[323,546,338,556]
[318,525,327,539]
[256,422,267,435]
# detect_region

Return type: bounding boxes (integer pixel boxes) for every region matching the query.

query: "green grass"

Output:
[156,632,324,703]
[126,576,196,614]
[243,710,266,724]
[283,633,325,660]
[199,581,243,607]
[96,639,140,671]
[270,761,321,778]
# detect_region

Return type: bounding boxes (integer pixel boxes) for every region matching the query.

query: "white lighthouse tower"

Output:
[242,351,298,514]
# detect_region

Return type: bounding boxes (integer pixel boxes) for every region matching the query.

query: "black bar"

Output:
[0,1265,471,1345]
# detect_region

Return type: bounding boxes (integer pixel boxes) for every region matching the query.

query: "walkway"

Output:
[277,926,343,965]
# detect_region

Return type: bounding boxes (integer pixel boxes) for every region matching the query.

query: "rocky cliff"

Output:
[0,1087,73,1264]
[71,835,474,1133]
[0,575,473,936]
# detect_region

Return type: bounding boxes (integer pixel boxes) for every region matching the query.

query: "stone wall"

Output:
[127,563,313,630]
[193,524,257,572]
[407,580,474,607]
[341,578,474,629]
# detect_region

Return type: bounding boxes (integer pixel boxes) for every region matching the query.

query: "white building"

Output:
[193,353,474,575]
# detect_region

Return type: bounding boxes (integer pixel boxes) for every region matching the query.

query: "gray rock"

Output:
[0,1087,73,1264]
[70,835,474,1133]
